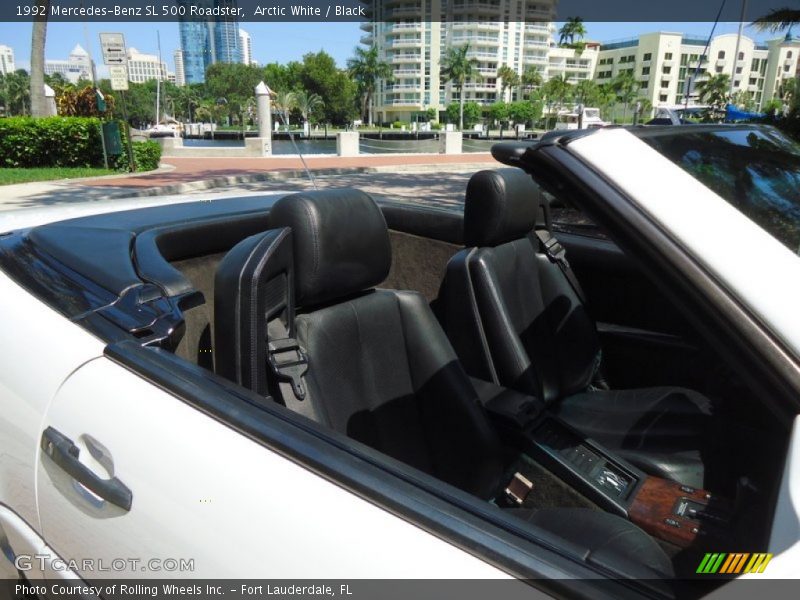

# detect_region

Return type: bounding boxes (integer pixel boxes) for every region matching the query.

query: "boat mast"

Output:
[155,30,162,125]
[730,0,749,97]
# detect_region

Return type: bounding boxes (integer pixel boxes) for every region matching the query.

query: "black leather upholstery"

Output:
[217,188,674,578]
[443,168,714,488]
[214,228,295,396]
[463,169,542,247]
[269,189,391,307]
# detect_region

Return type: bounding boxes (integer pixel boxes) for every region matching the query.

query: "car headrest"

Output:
[269,189,391,307]
[463,168,541,247]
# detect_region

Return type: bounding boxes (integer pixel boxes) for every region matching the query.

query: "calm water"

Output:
[182,137,495,154]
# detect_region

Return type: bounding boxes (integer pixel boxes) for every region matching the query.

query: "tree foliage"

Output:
[440,44,479,130]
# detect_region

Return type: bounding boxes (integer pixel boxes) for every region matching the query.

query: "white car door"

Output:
[34,354,508,580]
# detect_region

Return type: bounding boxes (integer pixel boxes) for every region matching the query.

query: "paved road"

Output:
[178,168,480,211]
[0,154,500,212]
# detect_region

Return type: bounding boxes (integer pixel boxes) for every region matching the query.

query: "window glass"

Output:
[642,128,800,253]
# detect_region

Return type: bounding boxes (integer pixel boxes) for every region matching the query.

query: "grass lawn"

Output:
[0,167,118,186]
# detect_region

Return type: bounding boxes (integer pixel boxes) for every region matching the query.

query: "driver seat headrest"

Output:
[269,189,391,307]
[463,168,544,247]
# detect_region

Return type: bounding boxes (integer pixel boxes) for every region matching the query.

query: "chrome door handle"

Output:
[41,427,132,511]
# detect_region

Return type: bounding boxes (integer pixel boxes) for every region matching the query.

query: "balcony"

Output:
[451,2,502,15]
[386,5,422,18]
[386,37,422,47]
[381,99,423,106]
[526,6,554,19]
[467,50,499,60]
[360,34,373,45]
[385,83,422,91]
[524,38,549,47]
[389,53,422,63]
[462,82,497,91]
[451,21,501,31]
[393,68,421,76]
[452,35,499,44]
[388,22,422,32]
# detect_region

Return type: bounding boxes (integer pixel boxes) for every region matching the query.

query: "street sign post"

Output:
[100,32,135,172]
[99,33,127,66]
[108,65,129,91]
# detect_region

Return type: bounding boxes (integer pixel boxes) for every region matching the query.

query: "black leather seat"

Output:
[438,168,714,488]
[213,188,675,579]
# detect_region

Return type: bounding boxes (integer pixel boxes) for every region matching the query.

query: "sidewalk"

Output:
[0,153,498,211]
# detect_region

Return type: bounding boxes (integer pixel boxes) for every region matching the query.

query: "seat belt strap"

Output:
[266,319,319,422]
[535,229,588,306]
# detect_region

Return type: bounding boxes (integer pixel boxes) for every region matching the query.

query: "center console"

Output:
[473,379,733,549]
[528,416,732,548]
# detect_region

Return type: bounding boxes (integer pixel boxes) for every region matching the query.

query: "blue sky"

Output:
[0,21,780,75]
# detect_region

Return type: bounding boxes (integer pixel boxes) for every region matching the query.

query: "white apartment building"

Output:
[239,29,255,65]
[0,45,15,76]
[45,44,95,84]
[547,42,599,84]
[595,31,800,111]
[126,48,168,84]
[362,0,564,122]
[174,49,186,87]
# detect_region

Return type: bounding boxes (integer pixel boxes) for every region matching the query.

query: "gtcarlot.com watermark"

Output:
[14,554,194,573]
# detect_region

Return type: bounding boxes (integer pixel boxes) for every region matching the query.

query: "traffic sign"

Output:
[108,65,129,91]
[99,32,127,66]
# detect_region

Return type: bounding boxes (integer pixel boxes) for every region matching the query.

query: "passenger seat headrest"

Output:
[464,168,541,247]
[270,189,391,307]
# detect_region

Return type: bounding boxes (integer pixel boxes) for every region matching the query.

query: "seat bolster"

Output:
[469,249,542,398]
[214,228,294,395]
[394,290,506,498]
[438,248,498,383]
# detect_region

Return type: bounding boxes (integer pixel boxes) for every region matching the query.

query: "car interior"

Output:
[180,169,786,586]
[1,158,790,592]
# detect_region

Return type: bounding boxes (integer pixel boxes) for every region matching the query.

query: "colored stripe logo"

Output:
[696,553,773,574]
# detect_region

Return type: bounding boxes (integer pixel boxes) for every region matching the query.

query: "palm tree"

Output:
[558,17,587,47]
[496,64,519,102]
[294,90,324,135]
[751,7,800,32]
[696,73,731,118]
[574,79,599,107]
[520,66,543,99]
[272,90,297,130]
[596,83,618,121]
[30,0,51,117]
[347,46,393,126]
[541,74,573,128]
[440,43,479,130]
[6,71,31,115]
[612,70,638,123]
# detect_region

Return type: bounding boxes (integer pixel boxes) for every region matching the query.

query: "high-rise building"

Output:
[126,47,168,83]
[174,49,186,86]
[178,0,214,85]
[239,28,253,65]
[361,0,573,122]
[44,44,95,84]
[0,45,15,76]
[595,31,800,111]
[177,0,241,84]
[214,1,242,63]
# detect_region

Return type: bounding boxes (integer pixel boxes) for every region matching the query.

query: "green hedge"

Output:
[0,117,104,168]
[112,140,162,172]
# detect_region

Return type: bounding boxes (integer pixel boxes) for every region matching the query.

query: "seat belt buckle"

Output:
[267,337,309,400]
[505,472,534,506]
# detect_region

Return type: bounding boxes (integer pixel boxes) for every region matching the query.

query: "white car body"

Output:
[0,128,798,591]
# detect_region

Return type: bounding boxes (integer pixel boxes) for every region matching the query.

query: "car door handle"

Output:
[40,427,132,511]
